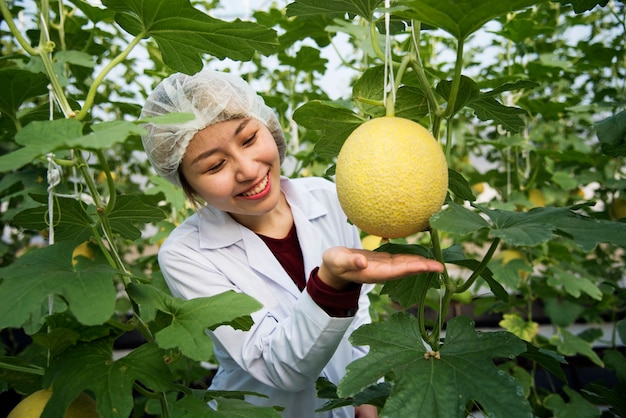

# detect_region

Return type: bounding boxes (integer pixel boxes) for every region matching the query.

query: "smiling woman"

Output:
[138,69,443,418]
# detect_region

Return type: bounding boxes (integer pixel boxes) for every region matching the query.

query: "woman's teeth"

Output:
[242,175,269,196]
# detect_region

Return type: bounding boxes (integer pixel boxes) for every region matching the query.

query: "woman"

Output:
[140,70,443,418]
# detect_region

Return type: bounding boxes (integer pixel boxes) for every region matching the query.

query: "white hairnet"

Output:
[140,70,287,187]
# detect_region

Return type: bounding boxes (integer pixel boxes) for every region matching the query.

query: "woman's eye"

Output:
[243,133,257,146]
[207,160,225,172]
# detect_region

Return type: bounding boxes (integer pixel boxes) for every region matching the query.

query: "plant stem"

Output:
[409,22,442,124]
[385,54,411,117]
[75,152,130,279]
[369,19,386,62]
[417,272,436,344]
[428,227,453,349]
[456,237,501,293]
[96,150,117,216]
[354,96,385,107]
[76,32,146,120]
[430,227,452,289]
[0,361,45,375]
[442,37,465,120]
[133,380,171,417]
[1,0,74,117]
[430,286,454,349]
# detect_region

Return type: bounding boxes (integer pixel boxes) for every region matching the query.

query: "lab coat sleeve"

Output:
[158,242,355,392]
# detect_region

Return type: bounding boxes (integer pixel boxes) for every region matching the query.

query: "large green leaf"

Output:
[0,119,146,172]
[339,314,531,418]
[396,0,548,40]
[102,0,279,74]
[431,202,626,251]
[13,193,165,242]
[41,341,172,418]
[127,283,262,361]
[64,120,146,150]
[0,119,83,173]
[13,195,94,242]
[0,241,119,329]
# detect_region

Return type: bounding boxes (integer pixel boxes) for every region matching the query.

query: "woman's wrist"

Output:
[317,263,350,290]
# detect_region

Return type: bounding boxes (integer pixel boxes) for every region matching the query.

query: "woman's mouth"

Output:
[240,174,270,199]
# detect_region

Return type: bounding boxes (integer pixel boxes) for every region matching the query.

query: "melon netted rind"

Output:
[335,117,448,238]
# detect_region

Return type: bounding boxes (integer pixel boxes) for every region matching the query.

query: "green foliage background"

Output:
[0,0,625,417]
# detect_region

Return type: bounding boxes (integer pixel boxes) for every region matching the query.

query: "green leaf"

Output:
[437,76,528,133]
[286,0,383,20]
[0,68,49,118]
[13,195,94,242]
[54,50,95,68]
[0,241,119,329]
[520,343,567,382]
[0,119,83,173]
[42,341,172,418]
[64,120,146,150]
[603,349,626,381]
[278,46,328,74]
[127,283,262,361]
[547,266,603,300]
[378,243,437,308]
[544,386,602,418]
[0,119,142,171]
[543,298,585,327]
[550,328,604,367]
[476,205,626,250]
[559,0,609,13]
[352,66,430,120]
[499,313,539,342]
[448,168,475,202]
[316,377,390,411]
[292,101,365,159]
[595,110,626,157]
[108,194,166,240]
[102,0,279,74]
[430,201,490,235]
[171,395,282,418]
[396,0,548,40]
[583,383,626,418]
[339,314,531,418]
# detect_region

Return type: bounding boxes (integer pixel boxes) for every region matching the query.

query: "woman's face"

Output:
[180,117,283,222]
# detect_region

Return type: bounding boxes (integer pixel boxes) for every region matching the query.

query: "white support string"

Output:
[383,0,396,109]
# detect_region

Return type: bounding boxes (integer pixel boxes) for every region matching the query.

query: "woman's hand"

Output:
[355,404,379,417]
[317,246,444,290]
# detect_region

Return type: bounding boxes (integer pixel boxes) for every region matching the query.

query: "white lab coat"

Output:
[158,176,373,418]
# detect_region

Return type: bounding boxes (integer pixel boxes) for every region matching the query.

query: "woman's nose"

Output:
[234,155,257,182]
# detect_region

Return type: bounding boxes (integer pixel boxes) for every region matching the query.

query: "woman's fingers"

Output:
[320,247,444,288]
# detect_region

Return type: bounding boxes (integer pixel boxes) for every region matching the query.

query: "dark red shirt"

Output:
[257,224,361,317]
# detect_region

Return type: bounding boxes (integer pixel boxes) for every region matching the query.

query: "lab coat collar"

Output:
[196,176,328,250]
